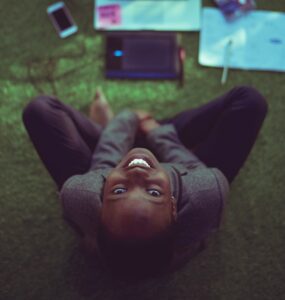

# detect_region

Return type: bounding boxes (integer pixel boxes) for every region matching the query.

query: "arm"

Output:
[59,171,106,258]
[169,168,229,270]
[89,110,139,170]
[146,124,205,168]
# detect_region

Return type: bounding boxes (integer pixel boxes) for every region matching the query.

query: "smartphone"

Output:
[47,2,78,38]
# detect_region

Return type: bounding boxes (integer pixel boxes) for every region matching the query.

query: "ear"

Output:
[170,196,178,222]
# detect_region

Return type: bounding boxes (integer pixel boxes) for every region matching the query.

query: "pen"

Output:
[179,47,186,88]
[221,39,233,85]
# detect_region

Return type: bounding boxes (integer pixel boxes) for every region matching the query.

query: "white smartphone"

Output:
[47,2,78,38]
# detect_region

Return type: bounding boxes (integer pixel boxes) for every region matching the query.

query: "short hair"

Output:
[97,219,176,280]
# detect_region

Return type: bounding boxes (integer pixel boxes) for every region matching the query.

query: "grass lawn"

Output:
[0,0,284,299]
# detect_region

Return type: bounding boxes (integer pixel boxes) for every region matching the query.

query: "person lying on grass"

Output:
[22,86,267,280]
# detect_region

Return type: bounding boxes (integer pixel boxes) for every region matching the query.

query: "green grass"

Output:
[1,0,284,299]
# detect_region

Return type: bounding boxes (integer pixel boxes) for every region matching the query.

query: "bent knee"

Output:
[22,95,58,124]
[233,86,268,117]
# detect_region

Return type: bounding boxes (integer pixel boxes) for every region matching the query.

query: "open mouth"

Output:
[128,158,151,168]
[121,148,158,169]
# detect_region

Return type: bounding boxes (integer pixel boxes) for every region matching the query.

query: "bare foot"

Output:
[89,88,114,127]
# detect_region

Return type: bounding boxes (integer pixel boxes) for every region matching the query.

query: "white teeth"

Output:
[128,158,151,168]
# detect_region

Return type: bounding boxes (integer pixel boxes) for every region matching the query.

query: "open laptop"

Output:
[94,0,201,31]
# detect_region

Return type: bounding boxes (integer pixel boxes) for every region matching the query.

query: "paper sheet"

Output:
[94,0,201,31]
[199,8,285,72]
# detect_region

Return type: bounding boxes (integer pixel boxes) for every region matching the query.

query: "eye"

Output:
[113,187,127,194]
[147,189,161,197]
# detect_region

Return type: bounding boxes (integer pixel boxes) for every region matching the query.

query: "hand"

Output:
[134,110,160,135]
[134,110,152,121]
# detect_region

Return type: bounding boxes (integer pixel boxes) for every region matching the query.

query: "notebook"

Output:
[199,8,285,72]
[94,0,201,31]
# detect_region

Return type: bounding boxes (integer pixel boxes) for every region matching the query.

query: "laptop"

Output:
[94,0,201,31]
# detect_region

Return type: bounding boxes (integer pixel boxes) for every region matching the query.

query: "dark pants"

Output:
[22,86,268,190]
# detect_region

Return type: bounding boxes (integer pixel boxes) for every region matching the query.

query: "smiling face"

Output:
[101,148,177,241]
